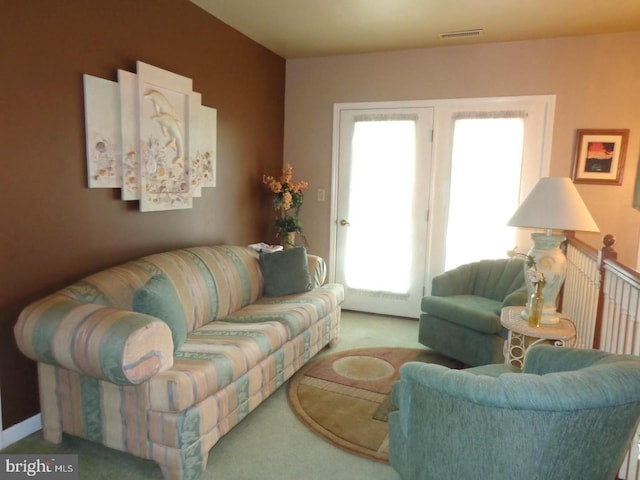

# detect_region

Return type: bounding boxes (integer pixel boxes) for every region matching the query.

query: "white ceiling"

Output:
[190,0,640,58]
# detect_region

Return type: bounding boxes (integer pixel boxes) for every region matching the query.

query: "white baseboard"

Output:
[1,414,41,449]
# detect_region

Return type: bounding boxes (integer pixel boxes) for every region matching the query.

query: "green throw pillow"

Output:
[132,274,187,350]
[259,247,312,297]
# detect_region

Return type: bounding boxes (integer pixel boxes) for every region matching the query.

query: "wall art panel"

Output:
[137,62,193,211]
[82,62,217,212]
[83,75,122,188]
[118,69,140,201]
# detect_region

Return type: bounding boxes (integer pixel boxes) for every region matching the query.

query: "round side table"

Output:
[500,306,577,368]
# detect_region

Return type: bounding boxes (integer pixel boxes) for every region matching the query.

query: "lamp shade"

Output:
[507,177,599,232]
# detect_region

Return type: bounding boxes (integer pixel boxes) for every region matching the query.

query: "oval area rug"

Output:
[287,347,463,463]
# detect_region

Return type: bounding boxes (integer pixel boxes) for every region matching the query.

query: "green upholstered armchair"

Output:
[389,345,640,480]
[419,258,528,366]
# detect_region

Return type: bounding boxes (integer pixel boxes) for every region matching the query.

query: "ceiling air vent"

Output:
[440,29,484,40]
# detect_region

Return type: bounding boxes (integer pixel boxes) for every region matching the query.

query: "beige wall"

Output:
[284,32,640,269]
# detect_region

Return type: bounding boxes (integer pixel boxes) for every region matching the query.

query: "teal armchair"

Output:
[419,258,527,366]
[389,345,640,480]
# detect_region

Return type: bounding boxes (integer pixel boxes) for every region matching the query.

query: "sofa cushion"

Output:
[259,247,312,297]
[226,284,344,337]
[421,295,503,334]
[133,274,187,350]
[148,284,344,412]
[148,319,289,411]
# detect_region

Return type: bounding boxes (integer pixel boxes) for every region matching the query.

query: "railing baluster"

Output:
[563,232,599,348]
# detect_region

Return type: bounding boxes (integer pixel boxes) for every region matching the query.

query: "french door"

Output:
[330,96,555,318]
[332,106,434,318]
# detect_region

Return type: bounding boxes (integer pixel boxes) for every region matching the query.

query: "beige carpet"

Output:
[287,347,463,463]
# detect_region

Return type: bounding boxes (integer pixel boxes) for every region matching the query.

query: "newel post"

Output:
[593,234,618,348]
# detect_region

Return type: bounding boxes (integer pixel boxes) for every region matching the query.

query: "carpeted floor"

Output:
[288,347,463,462]
[1,311,446,480]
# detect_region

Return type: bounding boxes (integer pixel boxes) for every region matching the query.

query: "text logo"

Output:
[0,455,78,480]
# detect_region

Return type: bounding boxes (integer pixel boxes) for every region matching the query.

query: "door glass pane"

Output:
[445,117,524,270]
[345,119,416,294]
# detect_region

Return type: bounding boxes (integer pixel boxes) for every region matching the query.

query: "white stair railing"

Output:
[563,234,640,480]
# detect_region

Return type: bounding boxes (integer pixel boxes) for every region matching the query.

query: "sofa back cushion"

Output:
[435,258,525,302]
[259,247,312,297]
[63,246,263,332]
[477,258,525,301]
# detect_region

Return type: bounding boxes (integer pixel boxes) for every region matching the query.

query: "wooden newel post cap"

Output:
[599,234,618,262]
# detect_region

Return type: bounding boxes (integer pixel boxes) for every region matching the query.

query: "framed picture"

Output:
[572,129,629,185]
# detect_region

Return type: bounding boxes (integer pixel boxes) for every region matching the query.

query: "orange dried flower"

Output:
[262,164,308,235]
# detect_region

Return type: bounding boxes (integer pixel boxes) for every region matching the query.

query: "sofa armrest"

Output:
[421,295,503,334]
[307,254,327,287]
[14,294,174,385]
[502,285,528,307]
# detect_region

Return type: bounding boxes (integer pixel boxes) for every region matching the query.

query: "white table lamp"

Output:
[507,177,599,324]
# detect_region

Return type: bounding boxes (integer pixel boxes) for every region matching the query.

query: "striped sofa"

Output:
[14,245,343,480]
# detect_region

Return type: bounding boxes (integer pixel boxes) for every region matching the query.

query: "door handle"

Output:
[340,219,350,226]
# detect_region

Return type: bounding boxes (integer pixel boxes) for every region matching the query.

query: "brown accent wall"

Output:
[0,0,285,428]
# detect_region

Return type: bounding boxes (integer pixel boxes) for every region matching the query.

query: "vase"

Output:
[282,231,296,250]
[527,283,544,327]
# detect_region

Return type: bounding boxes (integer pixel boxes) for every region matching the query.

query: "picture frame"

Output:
[572,129,629,185]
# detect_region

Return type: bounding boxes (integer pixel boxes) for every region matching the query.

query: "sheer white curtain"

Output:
[345,115,417,294]
[445,113,525,270]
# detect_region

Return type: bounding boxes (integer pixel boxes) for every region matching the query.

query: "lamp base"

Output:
[541,308,561,325]
[520,232,567,325]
